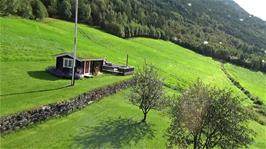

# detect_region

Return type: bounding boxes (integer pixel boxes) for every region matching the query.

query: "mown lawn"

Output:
[225,64,266,103]
[1,90,265,149]
[0,90,170,149]
[0,61,129,116]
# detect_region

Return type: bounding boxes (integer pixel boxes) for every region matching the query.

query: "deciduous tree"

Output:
[167,80,254,149]
[58,0,71,20]
[31,0,48,19]
[129,62,164,122]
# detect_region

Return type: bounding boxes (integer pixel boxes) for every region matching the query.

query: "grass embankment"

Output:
[225,64,266,103]
[0,17,265,148]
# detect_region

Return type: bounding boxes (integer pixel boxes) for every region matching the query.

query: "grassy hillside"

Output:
[0,62,129,116]
[0,17,265,148]
[0,17,247,116]
[3,0,266,72]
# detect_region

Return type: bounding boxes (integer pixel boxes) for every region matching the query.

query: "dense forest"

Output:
[1,0,266,72]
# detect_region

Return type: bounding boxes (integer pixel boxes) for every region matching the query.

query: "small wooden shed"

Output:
[55,53,104,76]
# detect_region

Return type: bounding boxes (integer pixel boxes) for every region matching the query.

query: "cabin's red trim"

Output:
[88,61,91,74]
[83,62,86,74]
[83,61,91,74]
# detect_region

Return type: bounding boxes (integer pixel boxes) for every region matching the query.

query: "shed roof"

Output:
[56,52,104,61]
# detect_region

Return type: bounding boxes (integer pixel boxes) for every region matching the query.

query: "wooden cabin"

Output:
[55,53,104,77]
[52,52,134,79]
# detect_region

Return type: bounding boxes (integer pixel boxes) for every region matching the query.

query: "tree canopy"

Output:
[0,0,47,19]
[129,62,164,122]
[167,80,255,149]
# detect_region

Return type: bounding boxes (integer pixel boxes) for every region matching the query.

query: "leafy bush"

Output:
[254,99,264,106]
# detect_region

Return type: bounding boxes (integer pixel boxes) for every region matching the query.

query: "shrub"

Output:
[254,99,264,106]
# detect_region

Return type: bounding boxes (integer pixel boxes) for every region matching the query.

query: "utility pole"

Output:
[71,0,79,86]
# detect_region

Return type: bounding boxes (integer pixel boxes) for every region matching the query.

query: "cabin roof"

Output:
[56,52,104,61]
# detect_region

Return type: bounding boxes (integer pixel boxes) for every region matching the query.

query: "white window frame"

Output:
[63,58,73,68]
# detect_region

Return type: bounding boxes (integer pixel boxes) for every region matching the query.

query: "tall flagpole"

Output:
[71,0,78,86]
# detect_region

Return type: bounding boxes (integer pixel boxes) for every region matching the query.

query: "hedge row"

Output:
[221,64,264,106]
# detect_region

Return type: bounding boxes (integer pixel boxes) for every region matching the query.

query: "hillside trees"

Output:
[105,22,125,37]
[166,80,254,149]
[77,0,91,22]
[32,0,48,19]
[129,63,164,122]
[0,0,20,16]
[0,0,47,19]
[41,0,58,17]
[58,0,72,20]
[17,1,33,19]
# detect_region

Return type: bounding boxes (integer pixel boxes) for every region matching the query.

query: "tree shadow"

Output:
[1,71,69,97]
[71,118,155,148]
[27,71,60,81]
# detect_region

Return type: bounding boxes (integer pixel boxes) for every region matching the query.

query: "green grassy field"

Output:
[0,17,248,115]
[0,17,265,148]
[0,61,130,116]
[1,90,265,149]
[225,64,266,103]
[0,90,170,149]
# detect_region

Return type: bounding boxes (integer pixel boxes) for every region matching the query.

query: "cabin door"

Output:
[84,61,91,74]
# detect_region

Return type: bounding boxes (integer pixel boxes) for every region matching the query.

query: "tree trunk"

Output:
[193,134,199,149]
[142,112,147,122]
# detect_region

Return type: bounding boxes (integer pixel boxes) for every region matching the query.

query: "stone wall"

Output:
[0,79,134,134]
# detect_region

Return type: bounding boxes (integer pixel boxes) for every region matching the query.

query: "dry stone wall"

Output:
[0,79,134,134]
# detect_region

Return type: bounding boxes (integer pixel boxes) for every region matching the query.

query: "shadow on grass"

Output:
[71,118,155,148]
[0,85,70,97]
[0,71,70,97]
[27,71,59,81]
